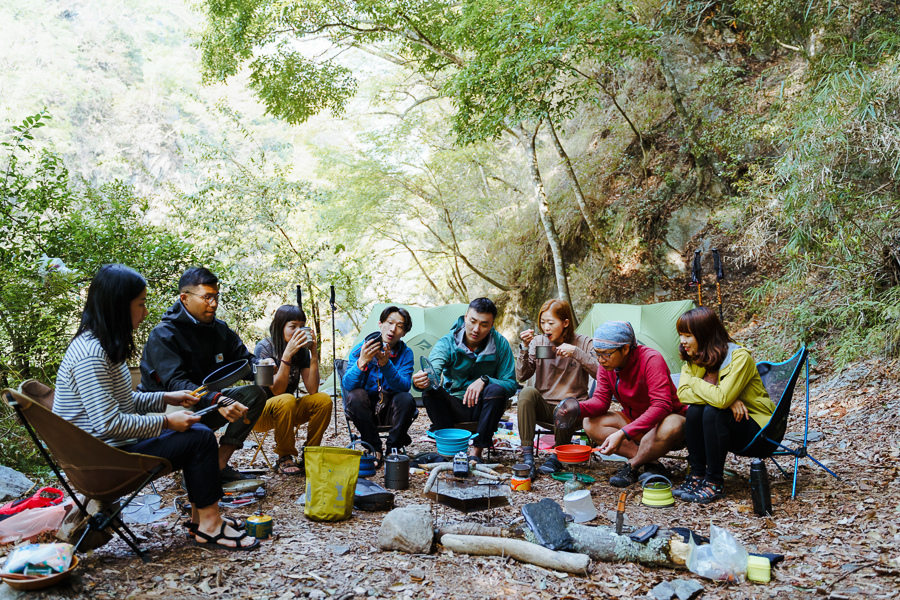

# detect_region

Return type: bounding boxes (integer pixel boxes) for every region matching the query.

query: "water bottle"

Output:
[749,459,773,516]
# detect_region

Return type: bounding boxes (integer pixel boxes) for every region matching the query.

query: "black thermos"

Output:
[749,459,773,516]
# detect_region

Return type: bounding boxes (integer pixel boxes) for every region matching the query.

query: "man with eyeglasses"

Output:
[138,267,267,482]
[555,321,686,488]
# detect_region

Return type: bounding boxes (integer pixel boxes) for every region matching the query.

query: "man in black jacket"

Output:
[139,267,266,482]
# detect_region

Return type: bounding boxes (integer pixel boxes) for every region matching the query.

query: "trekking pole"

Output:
[330,285,339,435]
[712,249,725,321]
[691,249,703,306]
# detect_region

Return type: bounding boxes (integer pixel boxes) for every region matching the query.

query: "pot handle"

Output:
[347,439,376,455]
[640,474,672,490]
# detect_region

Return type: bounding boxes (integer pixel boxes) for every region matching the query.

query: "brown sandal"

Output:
[275,455,303,476]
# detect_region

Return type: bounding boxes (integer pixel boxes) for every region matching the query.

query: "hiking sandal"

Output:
[275,455,304,476]
[683,480,725,504]
[674,473,704,500]
[193,522,260,551]
[183,517,245,539]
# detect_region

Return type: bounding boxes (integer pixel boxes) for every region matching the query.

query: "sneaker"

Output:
[220,465,253,483]
[538,455,564,475]
[609,463,640,488]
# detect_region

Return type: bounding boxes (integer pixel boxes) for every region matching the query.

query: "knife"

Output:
[615,492,627,535]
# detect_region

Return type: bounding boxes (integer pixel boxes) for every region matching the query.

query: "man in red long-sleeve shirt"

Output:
[567,321,686,488]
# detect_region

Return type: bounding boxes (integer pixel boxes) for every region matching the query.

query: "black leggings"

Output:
[125,424,223,509]
[685,404,766,486]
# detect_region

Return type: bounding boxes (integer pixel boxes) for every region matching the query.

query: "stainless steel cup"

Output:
[253,363,275,386]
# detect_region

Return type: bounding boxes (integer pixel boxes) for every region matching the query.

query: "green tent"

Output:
[574,300,695,373]
[321,303,469,397]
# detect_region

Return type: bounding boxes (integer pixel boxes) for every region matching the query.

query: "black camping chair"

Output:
[335,359,419,449]
[737,346,839,498]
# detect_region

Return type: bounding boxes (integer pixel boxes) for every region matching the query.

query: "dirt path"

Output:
[3,361,900,600]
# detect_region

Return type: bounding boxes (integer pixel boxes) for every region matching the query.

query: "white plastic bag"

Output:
[687,522,749,582]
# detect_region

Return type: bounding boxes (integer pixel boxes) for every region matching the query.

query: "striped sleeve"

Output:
[54,334,166,447]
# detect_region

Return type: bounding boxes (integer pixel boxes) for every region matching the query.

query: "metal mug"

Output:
[253,363,275,386]
[299,326,315,349]
[534,345,556,359]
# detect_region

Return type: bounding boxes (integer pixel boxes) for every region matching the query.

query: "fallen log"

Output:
[524,524,689,569]
[439,534,590,574]
[436,523,507,538]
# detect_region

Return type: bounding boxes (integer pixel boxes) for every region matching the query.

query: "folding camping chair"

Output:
[335,359,420,448]
[3,383,173,562]
[737,346,839,498]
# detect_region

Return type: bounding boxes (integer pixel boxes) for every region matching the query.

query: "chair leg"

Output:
[251,430,274,469]
[768,455,789,479]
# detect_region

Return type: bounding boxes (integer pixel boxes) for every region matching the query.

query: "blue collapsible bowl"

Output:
[434,428,474,457]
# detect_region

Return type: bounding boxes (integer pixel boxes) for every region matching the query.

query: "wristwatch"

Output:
[480,375,490,386]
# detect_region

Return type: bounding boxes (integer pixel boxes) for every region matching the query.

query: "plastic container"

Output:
[563,489,597,523]
[749,459,773,516]
[747,555,771,582]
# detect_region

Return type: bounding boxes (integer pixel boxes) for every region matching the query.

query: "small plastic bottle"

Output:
[749,459,773,516]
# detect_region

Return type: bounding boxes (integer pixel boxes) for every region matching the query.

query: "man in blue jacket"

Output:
[412,298,516,462]
[342,306,415,461]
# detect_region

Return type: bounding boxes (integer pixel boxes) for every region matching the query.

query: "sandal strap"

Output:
[193,522,229,544]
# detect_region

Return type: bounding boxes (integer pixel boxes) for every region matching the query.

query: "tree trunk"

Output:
[546,118,617,270]
[515,123,572,307]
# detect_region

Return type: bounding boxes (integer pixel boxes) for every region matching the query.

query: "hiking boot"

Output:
[538,455,564,475]
[220,465,253,483]
[609,463,640,488]
[642,462,672,479]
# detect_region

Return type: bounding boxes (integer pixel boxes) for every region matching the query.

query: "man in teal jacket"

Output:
[412,298,516,461]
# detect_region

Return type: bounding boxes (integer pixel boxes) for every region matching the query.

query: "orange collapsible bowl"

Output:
[555,444,593,464]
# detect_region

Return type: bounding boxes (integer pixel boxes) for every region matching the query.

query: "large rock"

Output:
[377,505,433,554]
[0,466,33,503]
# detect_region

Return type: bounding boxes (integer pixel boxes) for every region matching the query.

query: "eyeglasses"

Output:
[183,291,221,305]
[594,347,621,361]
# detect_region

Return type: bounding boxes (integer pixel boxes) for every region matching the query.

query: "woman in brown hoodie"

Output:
[516,299,598,477]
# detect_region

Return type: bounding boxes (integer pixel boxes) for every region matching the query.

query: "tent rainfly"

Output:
[321,303,469,398]
[574,300,695,373]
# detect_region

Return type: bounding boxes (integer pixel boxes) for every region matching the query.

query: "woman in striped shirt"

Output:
[54,264,258,550]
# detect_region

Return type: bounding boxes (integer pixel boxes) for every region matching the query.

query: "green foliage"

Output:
[0,111,207,385]
[449,0,656,144]
[693,63,773,180]
[196,0,461,125]
[0,111,207,474]
[170,103,367,343]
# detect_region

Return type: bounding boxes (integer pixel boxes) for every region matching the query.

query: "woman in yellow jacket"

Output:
[675,307,775,504]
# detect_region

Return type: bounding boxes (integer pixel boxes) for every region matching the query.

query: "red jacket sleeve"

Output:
[621,351,677,439]
[578,366,613,418]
